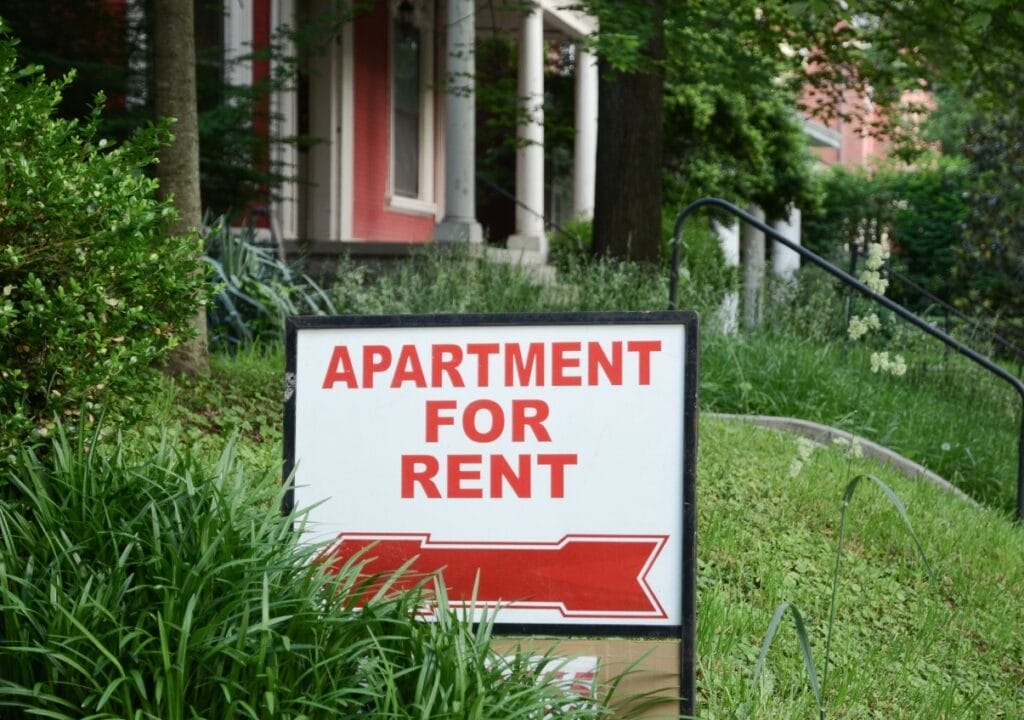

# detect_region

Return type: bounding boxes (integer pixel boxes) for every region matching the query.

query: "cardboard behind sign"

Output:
[489,637,682,719]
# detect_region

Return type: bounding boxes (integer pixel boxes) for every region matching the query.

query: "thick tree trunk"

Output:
[591,0,665,263]
[152,0,209,375]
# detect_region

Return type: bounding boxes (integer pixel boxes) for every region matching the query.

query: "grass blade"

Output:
[743,601,822,718]
[824,473,934,694]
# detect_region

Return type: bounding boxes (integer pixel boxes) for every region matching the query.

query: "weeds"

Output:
[740,449,934,719]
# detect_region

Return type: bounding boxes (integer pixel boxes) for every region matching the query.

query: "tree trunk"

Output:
[152,0,209,375]
[591,0,665,264]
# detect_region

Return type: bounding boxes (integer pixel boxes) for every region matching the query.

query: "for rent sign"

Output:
[283,312,696,669]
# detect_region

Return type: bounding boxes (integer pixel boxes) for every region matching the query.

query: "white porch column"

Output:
[435,0,483,244]
[742,205,766,330]
[712,219,740,335]
[271,0,298,244]
[572,45,597,219]
[772,206,802,281]
[223,0,253,91]
[507,2,547,257]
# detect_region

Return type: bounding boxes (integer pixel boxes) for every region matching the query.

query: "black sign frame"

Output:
[284,311,698,717]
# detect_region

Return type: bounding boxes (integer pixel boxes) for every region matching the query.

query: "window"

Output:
[392,21,421,198]
[389,1,434,212]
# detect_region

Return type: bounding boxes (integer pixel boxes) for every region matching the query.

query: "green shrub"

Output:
[802,158,968,308]
[332,246,553,316]
[549,216,594,271]
[0,30,205,459]
[330,241,729,322]
[547,211,732,305]
[661,208,734,301]
[0,432,614,719]
[953,104,1024,342]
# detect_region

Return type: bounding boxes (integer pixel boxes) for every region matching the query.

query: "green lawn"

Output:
[147,348,1024,718]
[696,415,1023,718]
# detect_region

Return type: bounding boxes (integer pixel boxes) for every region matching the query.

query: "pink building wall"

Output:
[805,88,891,168]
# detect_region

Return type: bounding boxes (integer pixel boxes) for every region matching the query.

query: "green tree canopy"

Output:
[584,0,1024,261]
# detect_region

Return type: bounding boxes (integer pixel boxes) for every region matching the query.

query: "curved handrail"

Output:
[670,197,1024,521]
[883,267,1024,374]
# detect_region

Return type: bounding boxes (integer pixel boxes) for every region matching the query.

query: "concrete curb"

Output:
[708,412,979,507]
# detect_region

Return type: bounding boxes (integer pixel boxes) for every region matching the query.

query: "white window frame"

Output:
[387,0,436,215]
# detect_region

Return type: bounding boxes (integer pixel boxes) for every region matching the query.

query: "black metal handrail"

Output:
[669,197,1024,521]
[882,266,1024,376]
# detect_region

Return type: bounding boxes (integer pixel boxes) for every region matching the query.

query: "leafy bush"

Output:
[661,208,734,300]
[802,158,968,307]
[204,218,335,349]
[331,246,557,316]
[0,29,205,460]
[549,217,594,271]
[885,158,968,300]
[953,105,1024,341]
[331,242,731,328]
[0,432,614,719]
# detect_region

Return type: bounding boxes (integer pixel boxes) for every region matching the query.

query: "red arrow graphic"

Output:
[321,533,668,618]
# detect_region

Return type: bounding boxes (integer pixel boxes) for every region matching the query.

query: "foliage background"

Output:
[802,158,969,310]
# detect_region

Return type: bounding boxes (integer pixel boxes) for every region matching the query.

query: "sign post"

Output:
[284,312,698,715]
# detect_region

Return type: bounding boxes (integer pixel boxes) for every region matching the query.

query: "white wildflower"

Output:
[870,351,887,373]
[891,354,907,376]
[789,436,818,478]
[870,351,908,377]
[796,436,817,460]
[848,315,868,340]
[832,435,863,458]
[850,437,863,458]
[864,242,890,271]
[848,313,881,340]
[859,269,889,294]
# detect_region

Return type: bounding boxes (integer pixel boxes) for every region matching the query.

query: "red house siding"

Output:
[352,2,435,242]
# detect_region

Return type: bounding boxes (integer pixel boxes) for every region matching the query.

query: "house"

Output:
[222,0,598,266]
[807,95,889,168]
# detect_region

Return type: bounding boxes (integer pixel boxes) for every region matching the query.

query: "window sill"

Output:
[386,195,437,217]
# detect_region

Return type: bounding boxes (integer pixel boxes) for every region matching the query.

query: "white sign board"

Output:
[284,313,697,633]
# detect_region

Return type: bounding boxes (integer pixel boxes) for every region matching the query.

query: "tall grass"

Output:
[0,430,615,719]
[705,274,1021,511]
[695,418,1024,717]
[331,244,722,317]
